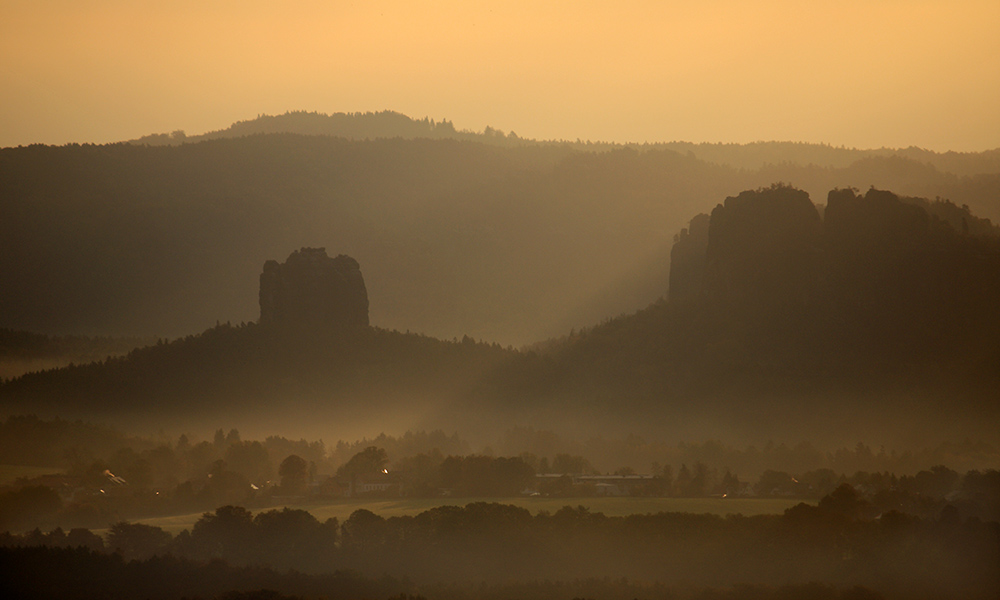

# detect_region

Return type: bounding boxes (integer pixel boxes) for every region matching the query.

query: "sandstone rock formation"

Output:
[668,212,710,306]
[702,184,823,316]
[259,248,369,332]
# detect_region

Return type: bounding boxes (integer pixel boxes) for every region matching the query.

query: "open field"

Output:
[136,496,811,534]
[0,465,65,486]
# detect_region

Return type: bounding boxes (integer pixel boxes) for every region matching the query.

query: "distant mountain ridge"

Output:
[129,110,505,147]
[129,109,1000,176]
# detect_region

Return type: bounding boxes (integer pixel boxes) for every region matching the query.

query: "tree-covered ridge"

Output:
[128,110,1000,176]
[662,141,1000,175]
[0,329,152,380]
[130,110,492,147]
[0,330,149,361]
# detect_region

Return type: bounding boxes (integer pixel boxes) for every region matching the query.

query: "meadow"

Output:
[135,496,810,534]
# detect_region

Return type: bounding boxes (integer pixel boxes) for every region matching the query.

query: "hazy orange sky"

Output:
[2,0,998,151]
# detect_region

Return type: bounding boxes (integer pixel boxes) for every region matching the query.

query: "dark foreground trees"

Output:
[3,488,997,600]
[0,543,904,600]
[0,545,391,600]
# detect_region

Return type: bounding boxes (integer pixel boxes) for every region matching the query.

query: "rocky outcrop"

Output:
[259,248,369,332]
[702,184,823,317]
[664,184,1000,371]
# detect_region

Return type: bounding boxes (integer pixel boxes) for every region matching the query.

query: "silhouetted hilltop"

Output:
[130,110,509,147]
[130,110,1000,176]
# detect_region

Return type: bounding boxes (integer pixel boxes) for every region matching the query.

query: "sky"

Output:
[1,0,998,151]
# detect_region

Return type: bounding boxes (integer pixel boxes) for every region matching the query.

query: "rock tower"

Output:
[259,248,369,331]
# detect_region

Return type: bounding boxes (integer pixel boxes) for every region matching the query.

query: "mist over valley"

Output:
[4,0,999,594]
[1,112,998,600]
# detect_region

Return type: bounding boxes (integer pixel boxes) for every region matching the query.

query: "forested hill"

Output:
[131,110,499,147]
[131,110,1000,176]
[0,322,519,439]
[2,135,998,346]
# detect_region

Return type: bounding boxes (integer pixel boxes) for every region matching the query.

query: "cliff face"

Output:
[702,184,824,317]
[259,248,369,332]
[664,185,1000,371]
[668,213,710,306]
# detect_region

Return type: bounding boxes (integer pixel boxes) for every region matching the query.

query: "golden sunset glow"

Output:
[2,0,998,149]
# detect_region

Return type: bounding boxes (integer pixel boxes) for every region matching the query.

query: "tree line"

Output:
[2,427,997,533]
